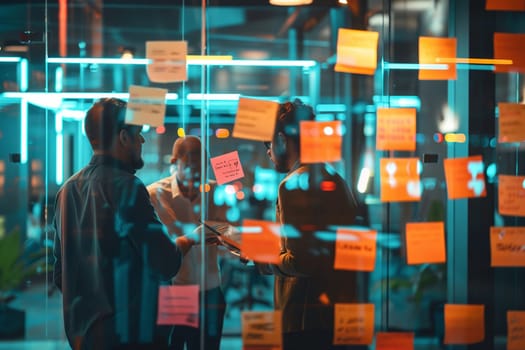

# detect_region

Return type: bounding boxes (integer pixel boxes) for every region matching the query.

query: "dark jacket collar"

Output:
[89,154,136,174]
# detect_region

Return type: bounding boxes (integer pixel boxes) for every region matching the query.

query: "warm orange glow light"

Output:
[436,57,513,65]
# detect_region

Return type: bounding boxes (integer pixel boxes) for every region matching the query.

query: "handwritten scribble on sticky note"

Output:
[490,226,525,267]
[494,33,525,73]
[508,310,525,350]
[376,108,417,151]
[157,285,199,327]
[498,175,525,217]
[210,151,245,185]
[242,310,282,348]
[146,41,187,83]
[334,227,377,271]
[232,97,279,142]
[498,103,525,143]
[125,85,167,128]
[333,303,374,345]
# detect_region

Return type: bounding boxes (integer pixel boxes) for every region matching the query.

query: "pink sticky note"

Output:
[210,150,245,185]
[157,285,199,327]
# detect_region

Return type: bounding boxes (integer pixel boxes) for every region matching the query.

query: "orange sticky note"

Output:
[498,103,525,143]
[157,285,199,327]
[300,120,342,164]
[508,311,525,350]
[380,158,421,202]
[418,36,457,80]
[210,150,245,185]
[494,33,525,73]
[240,219,281,264]
[335,28,379,76]
[375,332,414,350]
[444,304,485,345]
[498,175,525,217]
[376,108,417,151]
[486,0,525,11]
[443,155,487,199]
[334,227,377,271]
[490,226,525,267]
[405,222,446,265]
[233,97,280,142]
[242,310,282,349]
[333,303,374,345]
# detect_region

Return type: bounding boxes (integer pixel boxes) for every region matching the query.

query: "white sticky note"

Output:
[125,85,167,127]
[146,41,187,83]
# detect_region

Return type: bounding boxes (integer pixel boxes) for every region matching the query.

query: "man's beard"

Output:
[131,155,144,170]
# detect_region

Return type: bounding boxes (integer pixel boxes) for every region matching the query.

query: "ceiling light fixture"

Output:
[269,0,313,6]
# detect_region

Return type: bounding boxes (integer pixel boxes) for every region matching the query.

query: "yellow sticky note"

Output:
[242,310,282,349]
[233,97,280,142]
[498,103,525,143]
[418,36,457,80]
[494,33,525,73]
[334,227,377,271]
[380,158,421,202]
[498,175,525,217]
[125,85,167,128]
[376,108,417,151]
[333,303,374,345]
[405,222,446,265]
[335,28,379,76]
[444,304,485,345]
[443,155,487,200]
[375,332,414,350]
[300,120,342,164]
[146,41,187,83]
[508,311,525,350]
[490,226,525,267]
[240,219,281,264]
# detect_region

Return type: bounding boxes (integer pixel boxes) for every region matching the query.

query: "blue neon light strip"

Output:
[20,98,28,164]
[0,57,23,62]
[3,92,179,100]
[46,57,317,67]
[20,59,28,92]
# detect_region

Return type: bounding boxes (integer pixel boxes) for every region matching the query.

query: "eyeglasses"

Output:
[263,141,271,150]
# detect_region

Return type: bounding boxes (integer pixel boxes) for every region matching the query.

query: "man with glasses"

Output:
[259,99,361,350]
[53,98,198,350]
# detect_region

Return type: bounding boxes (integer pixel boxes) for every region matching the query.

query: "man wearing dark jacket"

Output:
[53,98,197,350]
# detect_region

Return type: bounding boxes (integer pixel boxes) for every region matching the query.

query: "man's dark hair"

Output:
[84,98,129,150]
[275,98,315,147]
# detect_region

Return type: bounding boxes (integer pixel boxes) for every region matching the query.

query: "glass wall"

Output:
[0,0,524,349]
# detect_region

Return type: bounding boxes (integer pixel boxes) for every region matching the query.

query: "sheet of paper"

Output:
[333,303,374,345]
[405,222,446,265]
[334,227,377,271]
[240,219,281,264]
[486,0,525,11]
[508,310,525,350]
[380,158,421,202]
[444,304,485,345]
[443,155,487,199]
[334,28,379,76]
[242,310,282,349]
[146,41,187,83]
[210,150,245,185]
[125,85,167,127]
[490,226,525,267]
[232,97,279,141]
[376,108,417,151]
[157,285,199,327]
[375,332,414,350]
[498,175,525,217]
[498,103,525,143]
[300,120,342,163]
[494,33,525,73]
[418,36,457,80]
